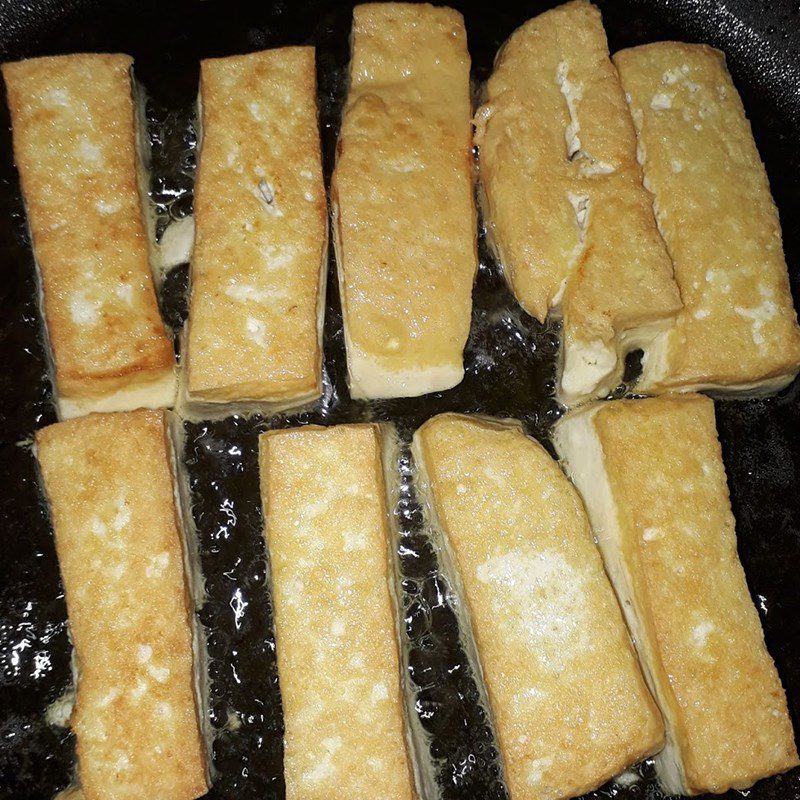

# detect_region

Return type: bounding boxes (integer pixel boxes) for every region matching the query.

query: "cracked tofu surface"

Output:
[615,43,800,393]
[258,424,416,800]
[475,1,681,405]
[2,54,175,418]
[413,413,663,800]
[35,410,207,800]
[554,395,798,795]
[332,3,477,399]
[187,47,327,404]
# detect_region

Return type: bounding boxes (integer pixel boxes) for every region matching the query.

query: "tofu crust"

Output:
[554,395,799,795]
[258,424,416,800]
[614,43,800,393]
[475,1,681,406]
[35,410,207,800]
[413,413,663,800]
[331,3,478,399]
[186,47,327,405]
[2,54,176,418]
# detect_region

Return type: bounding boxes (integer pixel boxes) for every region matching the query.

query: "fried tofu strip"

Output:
[35,410,207,800]
[331,3,477,399]
[554,395,799,795]
[186,47,327,408]
[475,0,681,406]
[614,44,800,395]
[413,413,663,800]
[258,424,416,800]
[2,55,176,419]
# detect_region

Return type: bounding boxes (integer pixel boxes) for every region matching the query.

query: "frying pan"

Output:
[0,1,798,798]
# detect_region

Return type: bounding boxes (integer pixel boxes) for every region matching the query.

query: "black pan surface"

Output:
[0,1,799,799]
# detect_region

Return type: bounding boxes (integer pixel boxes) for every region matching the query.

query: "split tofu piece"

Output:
[332,3,478,399]
[553,394,799,795]
[614,43,800,394]
[258,424,416,800]
[475,0,681,406]
[413,413,663,800]
[2,54,176,419]
[35,409,207,800]
[185,47,327,409]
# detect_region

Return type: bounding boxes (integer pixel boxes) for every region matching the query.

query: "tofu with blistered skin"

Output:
[413,413,663,800]
[332,3,477,399]
[475,1,681,406]
[554,394,799,795]
[2,54,176,419]
[35,409,207,800]
[614,43,800,395]
[258,424,417,800]
[186,47,327,408]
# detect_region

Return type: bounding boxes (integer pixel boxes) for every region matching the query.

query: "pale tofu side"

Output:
[554,395,798,795]
[332,3,477,399]
[258,424,416,800]
[475,1,680,406]
[413,413,663,800]
[186,47,327,404]
[615,43,800,393]
[35,410,207,800]
[2,55,176,418]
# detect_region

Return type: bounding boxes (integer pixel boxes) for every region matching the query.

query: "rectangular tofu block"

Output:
[186,47,327,407]
[258,424,416,800]
[35,410,207,800]
[413,413,663,800]
[553,395,799,794]
[331,3,477,399]
[475,0,681,406]
[614,43,800,394]
[2,54,176,419]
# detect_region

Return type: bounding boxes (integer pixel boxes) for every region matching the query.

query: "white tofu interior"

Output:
[159,216,196,270]
[558,317,675,406]
[59,370,177,420]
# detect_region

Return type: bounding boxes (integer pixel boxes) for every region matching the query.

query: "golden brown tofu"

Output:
[258,424,416,800]
[554,395,799,795]
[413,413,663,800]
[53,789,84,800]
[2,54,176,419]
[614,43,800,394]
[331,3,477,399]
[186,47,327,407]
[35,410,207,800]
[475,1,681,406]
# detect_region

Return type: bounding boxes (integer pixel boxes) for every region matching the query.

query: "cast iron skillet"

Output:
[0,1,798,799]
